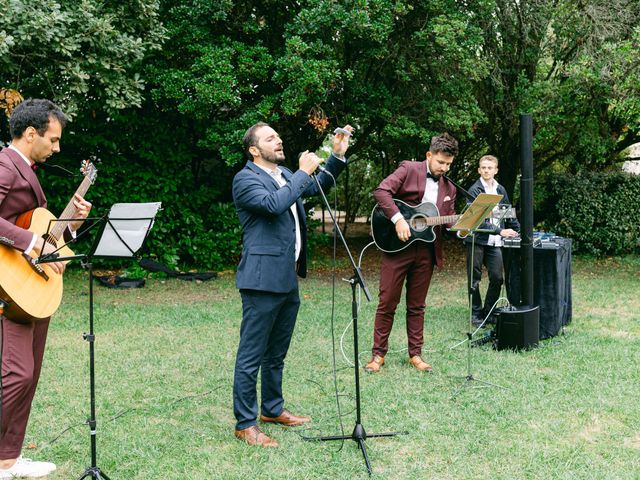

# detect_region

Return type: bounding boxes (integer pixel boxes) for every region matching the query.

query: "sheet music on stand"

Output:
[450,193,503,235]
[93,202,161,258]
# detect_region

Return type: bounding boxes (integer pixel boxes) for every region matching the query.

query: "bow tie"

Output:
[427,172,439,181]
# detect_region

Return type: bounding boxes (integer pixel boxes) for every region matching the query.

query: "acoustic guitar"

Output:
[371,199,460,253]
[0,160,97,323]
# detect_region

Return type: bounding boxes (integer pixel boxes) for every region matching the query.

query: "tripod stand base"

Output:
[79,466,111,479]
[451,373,507,399]
[313,423,406,475]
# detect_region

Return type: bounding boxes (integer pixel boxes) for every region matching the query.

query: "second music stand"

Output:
[38,202,161,479]
[449,194,506,397]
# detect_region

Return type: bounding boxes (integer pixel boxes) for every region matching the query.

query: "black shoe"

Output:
[486,315,498,325]
[471,315,484,327]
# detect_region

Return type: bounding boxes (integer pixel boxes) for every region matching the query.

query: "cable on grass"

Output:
[36,385,222,451]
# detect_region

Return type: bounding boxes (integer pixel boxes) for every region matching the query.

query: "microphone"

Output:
[38,163,77,177]
[315,163,335,180]
[297,151,330,176]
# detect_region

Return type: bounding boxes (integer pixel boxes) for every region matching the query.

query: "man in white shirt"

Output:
[464,155,519,326]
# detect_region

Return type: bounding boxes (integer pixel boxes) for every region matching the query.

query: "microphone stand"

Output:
[306,170,405,476]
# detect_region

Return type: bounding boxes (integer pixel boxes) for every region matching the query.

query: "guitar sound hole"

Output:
[410,215,428,232]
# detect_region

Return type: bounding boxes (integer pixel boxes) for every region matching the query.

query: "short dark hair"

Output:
[9,98,67,139]
[429,132,458,157]
[242,122,270,159]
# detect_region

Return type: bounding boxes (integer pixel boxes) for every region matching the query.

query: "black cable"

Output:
[325,171,347,449]
[295,169,354,448]
[36,386,222,451]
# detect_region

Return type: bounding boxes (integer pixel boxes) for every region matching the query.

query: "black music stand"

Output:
[449,194,507,397]
[37,202,161,479]
[304,174,404,477]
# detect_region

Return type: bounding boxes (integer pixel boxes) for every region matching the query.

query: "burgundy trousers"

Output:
[372,243,435,358]
[0,316,49,459]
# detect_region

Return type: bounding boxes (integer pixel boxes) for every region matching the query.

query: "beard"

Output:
[258,146,285,165]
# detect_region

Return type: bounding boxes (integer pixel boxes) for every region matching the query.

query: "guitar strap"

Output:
[443,175,473,201]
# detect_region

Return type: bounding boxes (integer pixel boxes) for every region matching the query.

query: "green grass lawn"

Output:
[23,251,640,479]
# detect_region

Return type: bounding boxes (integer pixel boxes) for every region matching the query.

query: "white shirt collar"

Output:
[255,162,283,178]
[480,177,498,190]
[8,144,32,167]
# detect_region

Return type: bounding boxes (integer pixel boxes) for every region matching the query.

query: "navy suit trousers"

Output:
[233,288,300,430]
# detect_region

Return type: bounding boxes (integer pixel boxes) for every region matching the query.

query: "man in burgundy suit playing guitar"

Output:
[0,99,91,478]
[365,133,458,373]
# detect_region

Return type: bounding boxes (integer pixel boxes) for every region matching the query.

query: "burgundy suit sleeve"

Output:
[0,159,36,251]
[373,161,411,220]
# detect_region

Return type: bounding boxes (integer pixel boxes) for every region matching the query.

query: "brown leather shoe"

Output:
[364,355,385,373]
[260,408,311,426]
[408,355,433,372]
[234,425,279,447]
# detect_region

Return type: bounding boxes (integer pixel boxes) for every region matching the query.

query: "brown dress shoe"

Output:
[364,355,385,373]
[234,425,279,447]
[260,408,311,426]
[409,355,433,372]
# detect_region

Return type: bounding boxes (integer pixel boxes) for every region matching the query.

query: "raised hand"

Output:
[299,150,324,176]
[332,125,353,157]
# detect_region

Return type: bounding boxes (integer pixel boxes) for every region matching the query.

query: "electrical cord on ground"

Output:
[449,295,510,350]
[296,170,350,448]
[339,240,409,369]
[34,386,222,453]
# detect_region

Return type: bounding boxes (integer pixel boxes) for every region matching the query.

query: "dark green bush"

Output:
[42,156,241,271]
[540,171,640,256]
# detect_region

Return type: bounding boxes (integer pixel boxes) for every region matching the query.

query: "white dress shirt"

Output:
[480,177,502,247]
[255,163,302,261]
[390,164,439,225]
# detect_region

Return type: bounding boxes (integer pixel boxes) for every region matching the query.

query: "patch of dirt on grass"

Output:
[578,415,603,442]
[623,433,640,449]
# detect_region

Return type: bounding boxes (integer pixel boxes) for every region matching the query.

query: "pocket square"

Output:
[443,196,452,202]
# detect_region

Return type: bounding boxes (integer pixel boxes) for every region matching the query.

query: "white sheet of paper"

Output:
[92,202,162,257]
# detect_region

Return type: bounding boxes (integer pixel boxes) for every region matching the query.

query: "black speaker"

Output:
[495,305,539,351]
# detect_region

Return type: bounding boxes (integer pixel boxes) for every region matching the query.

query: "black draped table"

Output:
[505,237,572,340]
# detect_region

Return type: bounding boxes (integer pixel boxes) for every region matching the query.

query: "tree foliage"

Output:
[0,0,165,116]
[2,0,639,268]
[469,0,640,195]
[540,171,640,255]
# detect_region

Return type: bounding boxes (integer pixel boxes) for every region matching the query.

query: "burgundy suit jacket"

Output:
[373,160,457,268]
[0,147,47,251]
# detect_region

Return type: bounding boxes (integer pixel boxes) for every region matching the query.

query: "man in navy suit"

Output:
[232,122,352,447]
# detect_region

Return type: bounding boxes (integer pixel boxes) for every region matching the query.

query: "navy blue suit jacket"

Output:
[232,154,346,293]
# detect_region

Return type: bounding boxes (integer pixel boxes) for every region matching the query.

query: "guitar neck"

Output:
[426,214,460,226]
[50,176,93,240]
